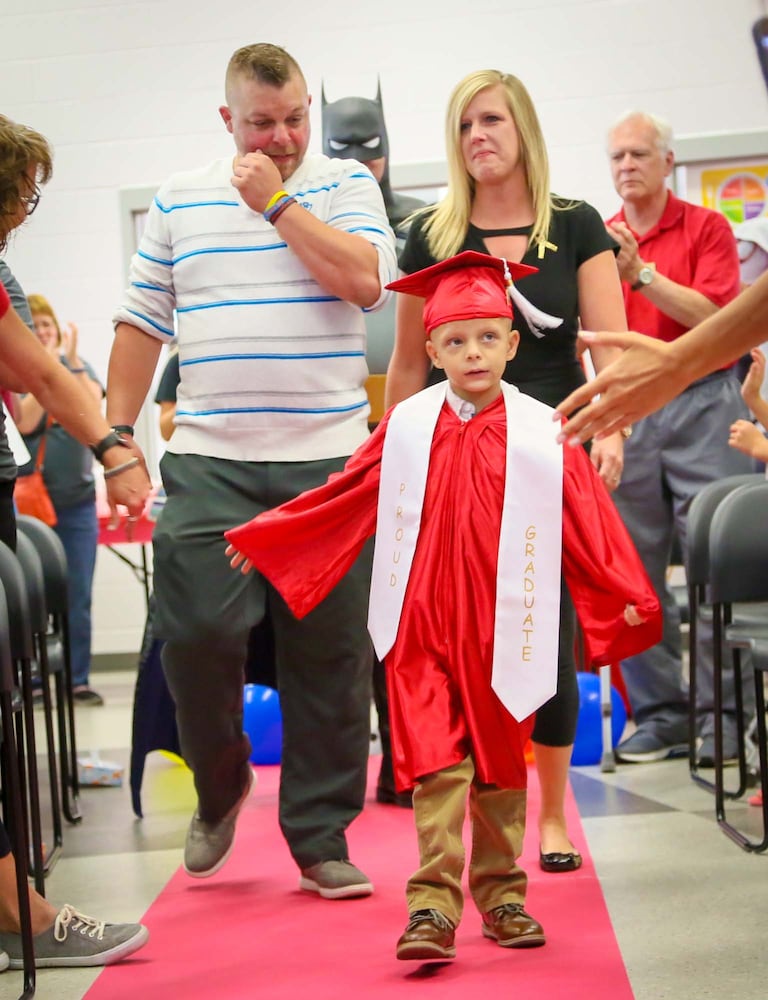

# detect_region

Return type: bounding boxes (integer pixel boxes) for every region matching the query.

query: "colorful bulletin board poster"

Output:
[681,159,768,221]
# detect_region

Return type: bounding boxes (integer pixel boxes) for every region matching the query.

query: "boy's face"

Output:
[426,316,519,411]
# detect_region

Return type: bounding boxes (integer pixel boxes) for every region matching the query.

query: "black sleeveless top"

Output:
[399,200,617,407]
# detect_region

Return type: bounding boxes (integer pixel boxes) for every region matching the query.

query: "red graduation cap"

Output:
[386,250,538,333]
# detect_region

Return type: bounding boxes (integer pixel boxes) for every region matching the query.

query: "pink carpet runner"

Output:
[86,759,633,999]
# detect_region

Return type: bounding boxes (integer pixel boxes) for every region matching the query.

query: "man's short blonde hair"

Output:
[225,43,306,102]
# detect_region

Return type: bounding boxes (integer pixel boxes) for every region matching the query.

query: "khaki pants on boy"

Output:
[406,755,528,927]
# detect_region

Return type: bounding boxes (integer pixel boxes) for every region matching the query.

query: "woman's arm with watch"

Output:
[0,288,151,519]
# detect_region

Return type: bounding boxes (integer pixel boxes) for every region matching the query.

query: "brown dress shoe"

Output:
[396,909,456,961]
[481,903,546,948]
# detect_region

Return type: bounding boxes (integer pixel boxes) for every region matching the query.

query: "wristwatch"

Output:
[91,430,131,463]
[631,263,656,291]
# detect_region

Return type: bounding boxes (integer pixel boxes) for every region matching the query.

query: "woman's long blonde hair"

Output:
[420,70,553,260]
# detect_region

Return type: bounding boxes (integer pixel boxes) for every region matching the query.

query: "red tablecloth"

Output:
[98,513,155,547]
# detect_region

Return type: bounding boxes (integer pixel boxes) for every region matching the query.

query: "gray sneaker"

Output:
[615,728,688,763]
[184,766,256,878]
[0,905,148,968]
[696,734,739,768]
[299,860,374,899]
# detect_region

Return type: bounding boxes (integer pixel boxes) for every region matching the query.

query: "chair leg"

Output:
[18,659,46,896]
[691,597,749,799]
[688,584,702,783]
[1,688,37,998]
[751,675,768,853]
[34,638,63,874]
[712,606,759,851]
[56,618,81,825]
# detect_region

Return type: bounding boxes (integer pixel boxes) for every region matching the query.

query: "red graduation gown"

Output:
[226,394,661,791]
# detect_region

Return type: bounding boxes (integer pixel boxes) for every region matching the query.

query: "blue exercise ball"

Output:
[571,673,628,766]
[243,683,282,765]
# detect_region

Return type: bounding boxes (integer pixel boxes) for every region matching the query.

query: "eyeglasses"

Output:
[23,187,41,217]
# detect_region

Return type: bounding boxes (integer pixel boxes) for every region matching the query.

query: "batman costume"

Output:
[321,82,425,232]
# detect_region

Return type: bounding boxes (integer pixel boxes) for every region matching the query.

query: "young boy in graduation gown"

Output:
[225,251,662,961]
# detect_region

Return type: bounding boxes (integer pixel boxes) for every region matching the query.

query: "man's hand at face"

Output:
[232,151,285,214]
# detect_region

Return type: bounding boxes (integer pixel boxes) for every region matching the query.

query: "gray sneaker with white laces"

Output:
[0,904,149,968]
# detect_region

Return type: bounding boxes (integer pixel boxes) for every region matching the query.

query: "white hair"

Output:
[607,110,674,154]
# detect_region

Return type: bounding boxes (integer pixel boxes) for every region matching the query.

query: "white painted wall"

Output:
[3,0,767,654]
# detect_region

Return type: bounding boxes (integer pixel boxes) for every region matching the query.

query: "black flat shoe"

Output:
[539,849,582,873]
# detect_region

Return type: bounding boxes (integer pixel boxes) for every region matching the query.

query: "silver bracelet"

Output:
[103,457,140,480]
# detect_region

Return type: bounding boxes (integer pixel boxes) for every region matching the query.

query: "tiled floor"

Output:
[4,670,767,1000]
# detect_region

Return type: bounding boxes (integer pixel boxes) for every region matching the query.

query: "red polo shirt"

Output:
[606,191,739,343]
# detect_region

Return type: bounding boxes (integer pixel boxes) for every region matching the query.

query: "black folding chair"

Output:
[709,479,768,852]
[0,583,36,998]
[16,516,81,824]
[685,473,764,796]
[0,542,47,896]
[14,532,64,874]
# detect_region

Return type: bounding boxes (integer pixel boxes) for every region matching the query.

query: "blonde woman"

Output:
[386,70,628,871]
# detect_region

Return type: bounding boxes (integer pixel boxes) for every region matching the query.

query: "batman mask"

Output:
[321,83,390,168]
[321,82,426,230]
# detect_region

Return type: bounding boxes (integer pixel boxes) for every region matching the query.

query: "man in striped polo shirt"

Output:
[109,42,397,898]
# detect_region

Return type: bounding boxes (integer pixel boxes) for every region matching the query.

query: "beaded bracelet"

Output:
[266,196,296,225]
[103,456,141,480]
[264,194,296,224]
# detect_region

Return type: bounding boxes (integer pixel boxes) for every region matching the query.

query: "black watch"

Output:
[91,431,131,463]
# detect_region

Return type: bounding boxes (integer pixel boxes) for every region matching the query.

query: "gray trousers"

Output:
[153,453,373,869]
[612,371,754,738]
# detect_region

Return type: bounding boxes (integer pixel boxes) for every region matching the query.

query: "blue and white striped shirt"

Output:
[113,153,397,462]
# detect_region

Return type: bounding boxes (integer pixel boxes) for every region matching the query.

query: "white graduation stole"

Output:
[368,381,563,721]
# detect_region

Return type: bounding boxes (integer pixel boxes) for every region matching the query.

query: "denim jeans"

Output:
[53,498,98,688]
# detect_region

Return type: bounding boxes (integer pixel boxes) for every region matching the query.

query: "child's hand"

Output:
[741,348,766,409]
[729,418,765,458]
[624,604,645,626]
[226,542,253,575]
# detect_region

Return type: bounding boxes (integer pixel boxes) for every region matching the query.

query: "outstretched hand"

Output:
[226,543,254,575]
[554,331,689,444]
